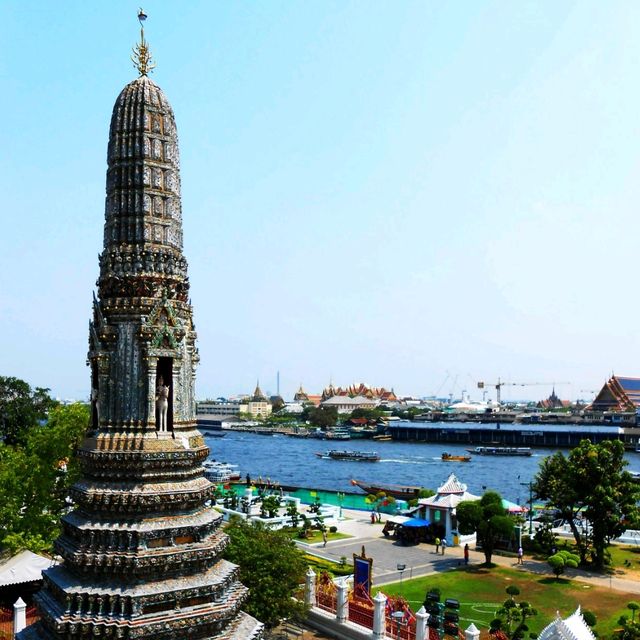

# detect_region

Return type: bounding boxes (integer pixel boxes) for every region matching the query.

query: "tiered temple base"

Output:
[19,433,262,640]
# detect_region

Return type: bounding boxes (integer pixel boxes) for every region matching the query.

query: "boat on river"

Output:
[441,452,471,462]
[467,446,532,456]
[350,479,425,500]
[203,460,241,483]
[316,450,380,462]
[325,427,351,440]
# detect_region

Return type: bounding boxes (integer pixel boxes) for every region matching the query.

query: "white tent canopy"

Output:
[0,550,54,587]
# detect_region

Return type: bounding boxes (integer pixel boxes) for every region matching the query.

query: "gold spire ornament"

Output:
[131,8,156,76]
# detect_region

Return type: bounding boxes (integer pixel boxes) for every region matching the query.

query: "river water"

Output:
[204,424,640,505]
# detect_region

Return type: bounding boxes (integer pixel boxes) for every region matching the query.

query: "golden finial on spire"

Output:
[131,8,156,76]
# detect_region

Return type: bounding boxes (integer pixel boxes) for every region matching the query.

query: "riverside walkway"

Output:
[298,508,640,595]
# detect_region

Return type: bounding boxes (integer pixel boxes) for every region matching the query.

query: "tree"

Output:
[0,403,88,552]
[547,550,579,579]
[302,405,338,429]
[618,602,640,640]
[491,585,538,640]
[533,439,640,569]
[349,407,385,421]
[260,495,281,519]
[531,515,556,555]
[457,491,514,565]
[365,491,395,519]
[0,376,57,445]
[581,610,597,629]
[223,518,308,628]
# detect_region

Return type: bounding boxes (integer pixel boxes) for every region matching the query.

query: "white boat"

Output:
[467,446,532,457]
[203,460,241,483]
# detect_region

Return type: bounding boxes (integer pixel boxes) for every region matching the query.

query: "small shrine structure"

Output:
[538,607,596,640]
[411,474,480,545]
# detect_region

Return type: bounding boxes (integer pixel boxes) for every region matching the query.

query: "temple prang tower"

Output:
[20,12,263,640]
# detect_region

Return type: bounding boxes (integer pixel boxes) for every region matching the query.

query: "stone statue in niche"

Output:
[91,387,100,428]
[156,376,170,432]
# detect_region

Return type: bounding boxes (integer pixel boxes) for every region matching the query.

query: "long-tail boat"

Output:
[441,452,471,462]
[350,478,425,500]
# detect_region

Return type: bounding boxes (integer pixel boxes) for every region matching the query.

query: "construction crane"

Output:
[477,378,571,405]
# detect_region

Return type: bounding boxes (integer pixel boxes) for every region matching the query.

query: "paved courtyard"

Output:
[297,509,465,585]
[296,507,640,593]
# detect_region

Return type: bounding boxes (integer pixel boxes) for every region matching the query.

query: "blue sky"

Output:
[2,1,640,402]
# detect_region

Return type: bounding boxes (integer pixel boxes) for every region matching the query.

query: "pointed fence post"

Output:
[415,605,429,640]
[372,591,387,639]
[336,579,348,624]
[14,597,26,635]
[466,623,481,640]
[305,568,316,608]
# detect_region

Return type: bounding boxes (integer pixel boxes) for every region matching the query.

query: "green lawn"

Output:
[380,565,632,638]
[304,554,353,577]
[297,530,353,545]
[605,544,640,574]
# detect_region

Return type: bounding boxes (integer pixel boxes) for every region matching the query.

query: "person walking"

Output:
[322,529,328,547]
[464,543,469,565]
[517,546,524,564]
[441,538,447,555]
[435,537,440,554]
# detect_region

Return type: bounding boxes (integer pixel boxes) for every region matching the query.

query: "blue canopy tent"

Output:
[401,518,431,527]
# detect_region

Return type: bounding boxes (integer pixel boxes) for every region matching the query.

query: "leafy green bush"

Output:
[547,550,579,579]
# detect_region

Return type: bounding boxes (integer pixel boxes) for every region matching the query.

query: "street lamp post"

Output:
[337,492,344,520]
[391,610,405,639]
[396,563,406,593]
[519,481,534,534]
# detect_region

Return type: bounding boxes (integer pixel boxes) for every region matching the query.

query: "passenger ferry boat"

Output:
[467,446,532,456]
[316,450,380,462]
[203,460,242,483]
[325,427,351,440]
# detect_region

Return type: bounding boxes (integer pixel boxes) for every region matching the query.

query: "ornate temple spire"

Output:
[131,8,156,76]
[252,380,267,401]
[19,13,263,640]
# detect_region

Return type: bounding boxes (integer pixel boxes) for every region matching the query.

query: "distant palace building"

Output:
[321,382,397,403]
[292,384,321,406]
[589,375,640,412]
[320,395,380,414]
